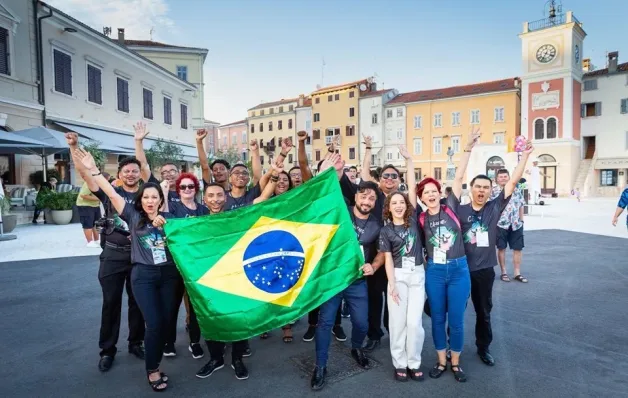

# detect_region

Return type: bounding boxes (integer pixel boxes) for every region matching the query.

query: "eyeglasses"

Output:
[161,169,178,176]
[382,173,399,180]
[231,171,250,177]
[179,184,196,191]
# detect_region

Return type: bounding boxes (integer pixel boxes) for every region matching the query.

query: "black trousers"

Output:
[185,294,204,345]
[165,274,187,345]
[308,306,341,326]
[366,267,389,340]
[206,340,247,362]
[98,246,145,357]
[470,267,495,352]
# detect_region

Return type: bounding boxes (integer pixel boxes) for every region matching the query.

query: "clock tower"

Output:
[519,8,586,196]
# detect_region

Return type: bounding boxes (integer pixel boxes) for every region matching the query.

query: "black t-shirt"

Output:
[225,183,261,210]
[421,194,466,261]
[148,173,180,203]
[339,173,385,223]
[457,190,510,272]
[93,186,137,247]
[169,201,209,218]
[347,206,381,264]
[379,208,424,267]
[120,203,174,267]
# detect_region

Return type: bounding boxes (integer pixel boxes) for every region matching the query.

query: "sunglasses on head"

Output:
[179,184,196,191]
[382,173,398,180]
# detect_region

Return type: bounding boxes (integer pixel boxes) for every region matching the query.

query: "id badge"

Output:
[476,230,489,247]
[151,247,167,264]
[402,256,415,270]
[434,248,447,264]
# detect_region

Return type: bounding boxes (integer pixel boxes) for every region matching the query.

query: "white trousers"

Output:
[387,265,426,369]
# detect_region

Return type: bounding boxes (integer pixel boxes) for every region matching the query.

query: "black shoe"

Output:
[451,364,467,382]
[341,301,350,318]
[351,348,370,368]
[189,343,204,359]
[310,366,327,390]
[128,344,145,360]
[303,326,316,342]
[332,325,347,342]
[231,359,249,380]
[478,350,495,366]
[196,359,224,378]
[429,362,447,379]
[98,355,114,372]
[362,338,380,352]
[242,341,252,357]
[163,343,176,357]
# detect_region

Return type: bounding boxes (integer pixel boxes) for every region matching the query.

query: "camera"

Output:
[94,217,114,235]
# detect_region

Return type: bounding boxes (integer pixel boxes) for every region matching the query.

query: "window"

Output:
[396,128,403,139]
[87,65,102,105]
[176,66,188,81]
[223,136,227,146]
[334,94,340,101]
[434,167,442,180]
[372,113,378,124]
[451,112,460,126]
[315,97,320,104]
[313,129,320,139]
[546,117,557,139]
[621,99,628,114]
[386,109,393,118]
[180,104,188,129]
[452,136,460,153]
[471,109,480,124]
[387,151,393,160]
[53,49,72,95]
[288,119,293,129]
[0,27,9,75]
[270,108,274,114]
[314,113,320,122]
[415,168,422,180]
[534,119,544,139]
[434,113,442,127]
[116,77,129,113]
[349,107,355,117]
[289,105,294,111]
[433,137,442,154]
[600,170,617,186]
[251,111,256,117]
[315,150,321,161]
[142,88,153,119]
[413,116,422,129]
[397,108,403,117]
[164,97,172,125]
[349,147,356,160]
[349,91,355,98]
[251,124,255,133]
[269,121,273,131]
[259,123,263,132]
[232,133,237,145]
[288,154,293,163]
[242,131,246,142]
[413,138,422,155]
[583,80,597,91]
[279,106,284,113]
[260,109,265,116]
[581,102,602,117]
[493,132,505,144]
[494,107,504,122]
[242,151,248,161]
[278,120,283,130]
[346,125,355,136]
[371,154,376,164]
[328,95,333,102]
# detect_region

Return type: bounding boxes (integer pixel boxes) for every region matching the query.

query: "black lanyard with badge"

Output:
[427,210,447,265]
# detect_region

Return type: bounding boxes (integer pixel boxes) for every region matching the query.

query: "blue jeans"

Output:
[131,264,181,372]
[315,279,368,367]
[425,256,471,353]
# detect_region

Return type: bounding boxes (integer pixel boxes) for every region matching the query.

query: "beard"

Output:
[355,204,372,215]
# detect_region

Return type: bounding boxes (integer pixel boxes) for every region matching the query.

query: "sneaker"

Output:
[303,326,316,342]
[332,325,347,342]
[231,359,249,380]
[242,341,251,357]
[87,241,100,248]
[196,359,224,378]
[163,343,176,357]
[189,343,204,359]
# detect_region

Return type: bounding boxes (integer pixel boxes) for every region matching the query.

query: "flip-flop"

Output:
[500,274,511,282]
[514,275,528,283]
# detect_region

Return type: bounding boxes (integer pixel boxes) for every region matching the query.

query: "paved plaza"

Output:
[0,197,627,397]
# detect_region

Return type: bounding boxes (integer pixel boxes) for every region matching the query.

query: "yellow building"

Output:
[389,78,521,183]
[247,98,300,168]
[311,79,374,167]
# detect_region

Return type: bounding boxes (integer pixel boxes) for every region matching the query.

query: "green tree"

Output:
[212,146,244,167]
[81,141,106,169]
[145,139,184,169]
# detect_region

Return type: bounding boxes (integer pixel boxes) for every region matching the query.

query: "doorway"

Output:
[486,156,505,181]
[584,136,596,159]
[540,166,556,194]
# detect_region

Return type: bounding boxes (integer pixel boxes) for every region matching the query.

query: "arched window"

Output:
[486,156,505,179]
[534,119,545,140]
[546,117,557,139]
[538,154,556,163]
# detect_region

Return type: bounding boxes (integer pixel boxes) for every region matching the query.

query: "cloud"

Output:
[47,0,175,41]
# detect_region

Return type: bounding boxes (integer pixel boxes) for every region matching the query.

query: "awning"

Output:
[594,158,628,170]
[55,122,198,162]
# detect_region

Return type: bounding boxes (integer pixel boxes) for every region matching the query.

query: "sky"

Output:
[49,0,628,125]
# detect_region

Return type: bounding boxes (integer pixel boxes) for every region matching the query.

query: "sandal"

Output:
[260,332,270,339]
[450,364,467,383]
[429,362,447,379]
[282,326,293,343]
[147,371,168,392]
[500,274,511,282]
[514,275,528,283]
[408,368,424,381]
[394,368,408,382]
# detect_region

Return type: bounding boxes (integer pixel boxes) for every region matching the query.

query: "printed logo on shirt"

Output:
[464,221,488,244]
[428,226,458,251]
[139,227,167,250]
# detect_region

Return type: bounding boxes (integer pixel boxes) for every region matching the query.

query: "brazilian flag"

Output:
[164,168,363,341]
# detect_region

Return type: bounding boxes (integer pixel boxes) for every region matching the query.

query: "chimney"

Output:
[370,82,377,92]
[582,58,591,72]
[298,94,304,107]
[608,51,619,73]
[117,28,125,44]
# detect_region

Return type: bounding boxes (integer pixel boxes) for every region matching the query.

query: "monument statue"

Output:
[446,147,454,165]
[446,146,456,180]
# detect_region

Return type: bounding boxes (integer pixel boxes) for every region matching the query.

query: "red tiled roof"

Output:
[583,62,628,77]
[387,78,519,105]
[360,89,396,99]
[312,79,369,95]
[124,40,207,52]
[248,98,299,111]
[220,119,247,128]
[297,97,312,108]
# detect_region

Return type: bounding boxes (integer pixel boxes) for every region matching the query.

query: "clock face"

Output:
[575,45,580,62]
[536,44,557,64]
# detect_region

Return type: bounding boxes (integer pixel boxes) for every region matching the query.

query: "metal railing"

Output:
[528,13,566,32]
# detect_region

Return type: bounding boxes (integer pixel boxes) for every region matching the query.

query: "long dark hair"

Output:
[279,171,293,191]
[383,191,413,228]
[133,182,165,228]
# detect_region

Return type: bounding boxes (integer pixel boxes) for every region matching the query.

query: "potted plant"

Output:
[1,194,17,233]
[48,191,79,225]
[35,188,56,224]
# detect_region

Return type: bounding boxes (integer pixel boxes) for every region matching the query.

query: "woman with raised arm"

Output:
[75,148,178,392]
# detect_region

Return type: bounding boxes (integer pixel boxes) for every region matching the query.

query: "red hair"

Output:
[175,172,200,195]
[416,177,441,198]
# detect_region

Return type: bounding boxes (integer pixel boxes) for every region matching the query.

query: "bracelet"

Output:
[464,149,472,152]
[365,146,372,150]
[270,176,279,182]
[280,152,288,158]
[91,171,101,177]
[328,147,334,153]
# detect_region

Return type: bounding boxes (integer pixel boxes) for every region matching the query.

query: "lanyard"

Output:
[426,209,444,248]
[350,210,372,243]
[391,224,409,244]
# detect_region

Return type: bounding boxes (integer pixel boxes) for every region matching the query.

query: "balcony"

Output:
[526,12,581,33]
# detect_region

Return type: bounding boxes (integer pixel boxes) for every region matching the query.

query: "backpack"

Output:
[418,205,461,230]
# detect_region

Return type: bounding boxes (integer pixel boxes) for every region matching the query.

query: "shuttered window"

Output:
[0,27,9,75]
[164,97,172,125]
[116,77,129,112]
[87,65,102,104]
[143,89,153,119]
[180,104,188,129]
[53,49,72,95]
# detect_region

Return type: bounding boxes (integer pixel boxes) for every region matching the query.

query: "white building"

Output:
[579,51,628,196]
[358,88,398,169]
[295,95,312,165]
[0,0,44,184]
[37,2,199,183]
[382,100,407,170]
